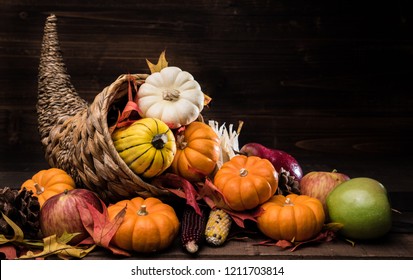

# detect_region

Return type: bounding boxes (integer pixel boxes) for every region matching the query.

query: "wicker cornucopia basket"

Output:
[37,14,174,203]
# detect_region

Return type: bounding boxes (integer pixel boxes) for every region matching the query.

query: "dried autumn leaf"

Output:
[204,93,212,106]
[146,50,168,73]
[76,200,130,256]
[289,230,336,252]
[151,173,202,215]
[110,75,141,133]
[19,233,94,259]
[224,207,263,229]
[323,222,344,232]
[197,178,230,211]
[0,212,24,244]
[275,239,294,249]
[254,230,337,252]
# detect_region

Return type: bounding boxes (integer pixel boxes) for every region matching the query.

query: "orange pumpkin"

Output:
[170,121,220,182]
[21,168,76,207]
[107,197,179,253]
[213,155,278,211]
[257,194,325,242]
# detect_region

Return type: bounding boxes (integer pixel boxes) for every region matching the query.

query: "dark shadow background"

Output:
[1,1,412,202]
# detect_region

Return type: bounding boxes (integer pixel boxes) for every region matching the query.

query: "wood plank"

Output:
[81,227,413,260]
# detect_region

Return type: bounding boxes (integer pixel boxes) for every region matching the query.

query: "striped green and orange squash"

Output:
[112,117,176,178]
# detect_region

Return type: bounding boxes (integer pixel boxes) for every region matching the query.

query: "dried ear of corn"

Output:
[181,204,209,254]
[205,208,232,246]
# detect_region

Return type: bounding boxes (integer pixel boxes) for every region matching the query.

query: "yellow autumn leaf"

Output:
[57,244,96,259]
[19,232,95,259]
[0,212,24,244]
[323,222,344,232]
[204,93,212,106]
[146,50,168,73]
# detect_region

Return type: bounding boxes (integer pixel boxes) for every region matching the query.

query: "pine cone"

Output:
[0,187,41,239]
[277,168,301,195]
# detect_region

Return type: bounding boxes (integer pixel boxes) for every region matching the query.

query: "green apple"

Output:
[326,177,392,240]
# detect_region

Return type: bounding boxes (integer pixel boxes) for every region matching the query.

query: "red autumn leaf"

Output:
[223,206,264,228]
[76,200,130,256]
[151,173,202,215]
[254,229,337,252]
[196,178,230,210]
[289,230,336,252]
[0,244,17,259]
[115,100,141,128]
[275,239,294,249]
[109,74,141,133]
[253,239,294,250]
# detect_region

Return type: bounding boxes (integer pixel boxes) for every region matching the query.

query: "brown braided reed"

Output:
[37,14,173,203]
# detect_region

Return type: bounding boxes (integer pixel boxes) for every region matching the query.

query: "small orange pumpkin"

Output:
[170,121,220,182]
[107,197,179,253]
[21,168,76,207]
[257,194,325,242]
[213,155,278,211]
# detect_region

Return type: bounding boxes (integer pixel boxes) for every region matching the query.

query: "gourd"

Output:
[107,197,180,253]
[213,155,278,211]
[112,117,176,178]
[137,66,204,129]
[20,168,76,207]
[170,121,220,182]
[256,194,325,242]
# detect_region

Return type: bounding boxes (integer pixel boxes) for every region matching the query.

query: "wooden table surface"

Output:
[82,213,413,260]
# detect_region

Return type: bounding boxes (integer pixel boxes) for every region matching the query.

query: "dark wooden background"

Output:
[1,1,412,205]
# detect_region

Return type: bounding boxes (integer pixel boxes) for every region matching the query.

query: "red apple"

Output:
[300,170,350,216]
[40,188,104,245]
[240,142,303,181]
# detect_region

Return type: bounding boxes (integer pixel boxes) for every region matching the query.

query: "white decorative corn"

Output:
[208,120,243,169]
[205,208,232,246]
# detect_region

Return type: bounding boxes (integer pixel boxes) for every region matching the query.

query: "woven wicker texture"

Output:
[37,14,171,203]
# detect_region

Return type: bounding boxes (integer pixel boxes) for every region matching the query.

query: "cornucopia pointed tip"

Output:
[37,13,88,142]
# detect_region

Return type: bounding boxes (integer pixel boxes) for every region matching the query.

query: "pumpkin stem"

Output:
[284,197,294,206]
[162,88,180,101]
[239,168,248,177]
[33,183,44,195]
[152,133,168,149]
[137,205,148,216]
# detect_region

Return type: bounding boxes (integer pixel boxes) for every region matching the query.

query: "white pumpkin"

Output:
[137,66,204,129]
